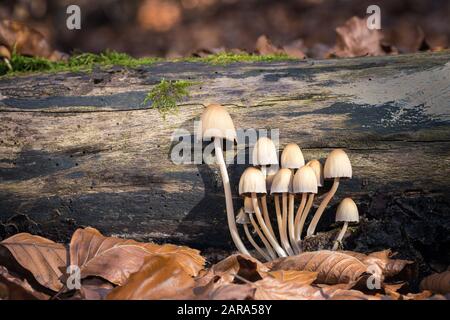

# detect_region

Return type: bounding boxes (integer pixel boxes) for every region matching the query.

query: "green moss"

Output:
[0,50,160,76]
[180,52,296,65]
[0,51,299,76]
[143,79,196,119]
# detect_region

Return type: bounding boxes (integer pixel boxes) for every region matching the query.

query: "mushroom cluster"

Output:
[198,104,359,260]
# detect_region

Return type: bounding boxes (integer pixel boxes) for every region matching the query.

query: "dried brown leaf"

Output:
[255,35,285,56]
[420,271,450,294]
[270,250,368,284]
[106,254,195,300]
[0,233,67,291]
[79,278,115,300]
[69,227,204,286]
[0,266,49,300]
[0,20,65,60]
[342,249,415,279]
[267,270,317,286]
[333,16,385,58]
[196,254,267,288]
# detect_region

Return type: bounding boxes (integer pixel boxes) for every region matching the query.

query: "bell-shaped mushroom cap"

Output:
[199,104,237,142]
[292,166,318,194]
[252,137,278,166]
[0,45,11,60]
[265,164,279,190]
[236,208,250,224]
[239,167,267,196]
[335,198,359,222]
[280,143,305,169]
[306,159,324,187]
[324,149,352,179]
[243,197,255,214]
[270,168,293,194]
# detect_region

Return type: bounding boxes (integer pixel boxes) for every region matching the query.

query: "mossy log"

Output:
[0,52,449,271]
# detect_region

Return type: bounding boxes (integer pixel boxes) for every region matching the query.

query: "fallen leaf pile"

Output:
[0,227,448,300]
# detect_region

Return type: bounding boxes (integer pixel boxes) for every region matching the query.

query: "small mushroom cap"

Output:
[324,149,352,179]
[335,197,359,222]
[270,168,293,194]
[243,197,255,214]
[292,166,318,194]
[280,143,305,169]
[306,159,324,187]
[265,164,279,190]
[239,167,267,196]
[252,137,278,166]
[199,104,237,142]
[0,45,11,60]
[236,208,250,224]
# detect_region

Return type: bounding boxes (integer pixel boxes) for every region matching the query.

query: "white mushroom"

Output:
[332,198,359,250]
[199,104,249,255]
[292,165,318,251]
[307,149,352,236]
[270,168,295,256]
[252,136,278,237]
[239,167,287,257]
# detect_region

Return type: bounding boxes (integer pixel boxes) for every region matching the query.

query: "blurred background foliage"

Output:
[0,0,449,59]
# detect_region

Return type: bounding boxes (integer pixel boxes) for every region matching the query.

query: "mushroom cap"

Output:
[280,143,305,169]
[270,168,293,194]
[292,166,318,194]
[199,104,237,142]
[265,164,279,190]
[239,167,267,196]
[252,137,278,166]
[0,45,11,60]
[236,208,250,224]
[335,198,359,222]
[324,149,352,179]
[243,197,255,214]
[306,159,324,187]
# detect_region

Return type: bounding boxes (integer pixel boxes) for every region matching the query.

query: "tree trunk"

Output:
[0,52,449,271]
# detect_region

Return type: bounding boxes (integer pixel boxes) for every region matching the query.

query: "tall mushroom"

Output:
[236,208,272,261]
[292,165,318,250]
[280,143,305,254]
[200,104,249,255]
[332,198,359,250]
[306,149,352,236]
[239,167,287,257]
[252,136,278,237]
[242,197,276,260]
[270,168,294,256]
[296,159,323,241]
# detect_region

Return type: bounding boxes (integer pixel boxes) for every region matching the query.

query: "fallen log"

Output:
[0,52,449,271]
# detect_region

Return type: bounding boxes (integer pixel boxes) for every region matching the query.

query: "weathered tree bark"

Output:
[0,52,449,273]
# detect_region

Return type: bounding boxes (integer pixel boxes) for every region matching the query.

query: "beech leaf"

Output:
[69,227,204,286]
[107,254,195,300]
[0,233,67,292]
[270,250,368,284]
[420,271,450,294]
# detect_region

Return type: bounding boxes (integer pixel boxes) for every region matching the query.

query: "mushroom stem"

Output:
[281,193,295,256]
[3,58,12,71]
[292,193,307,253]
[252,194,287,257]
[296,194,314,242]
[288,194,301,254]
[243,223,271,261]
[332,221,348,251]
[274,195,286,252]
[214,138,250,255]
[261,195,275,238]
[307,177,340,236]
[249,213,276,260]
